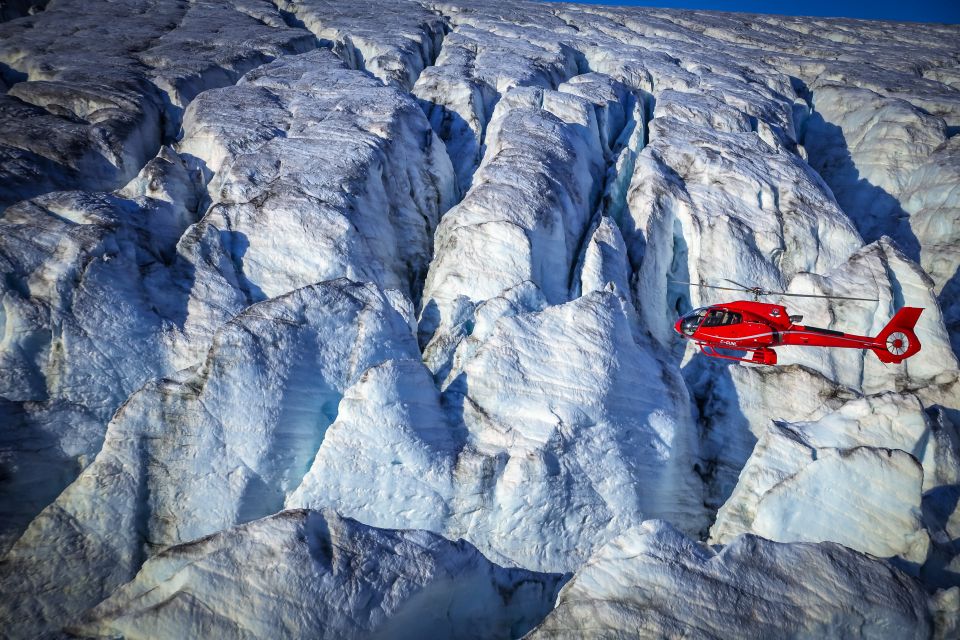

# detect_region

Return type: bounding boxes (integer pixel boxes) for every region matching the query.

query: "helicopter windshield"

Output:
[680,308,709,336]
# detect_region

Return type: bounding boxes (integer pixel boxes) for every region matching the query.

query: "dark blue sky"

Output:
[541,0,960,24]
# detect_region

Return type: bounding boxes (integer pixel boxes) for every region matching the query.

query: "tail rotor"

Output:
[872,307,923,363]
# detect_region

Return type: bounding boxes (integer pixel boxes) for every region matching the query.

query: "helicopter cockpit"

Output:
[679,308,709,335]
[679,307,743,336]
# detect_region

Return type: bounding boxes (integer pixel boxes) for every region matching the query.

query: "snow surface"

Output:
[1,0,959,637]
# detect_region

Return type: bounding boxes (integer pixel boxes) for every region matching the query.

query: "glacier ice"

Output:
[687,362,857,511]
[70,509,565,640]
[0,280,422,636]
[711,392,960,570]
[803,82,948,255]
[0,0,317,206]
[173,47,456,365]
[527,520,935,639]
[288,358,458,534]
[0,148,202,551]
[0,45,455,553]
[1,0,959,637]
[276,0,447,91]
[292,289,706,573]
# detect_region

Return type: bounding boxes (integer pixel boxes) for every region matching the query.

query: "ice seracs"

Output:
[276,0,447,91]
[901,135,960,354]
[711,392,960,570]
[174,49,455,365]
[527,520,935,639]
[0,280,421,637]
[440,290,706,571]
[0,0,317,207]
[687,363,857,511]
[0,148,202,552]
[803,82,948,259]
[288,358,458,533]
[70,509,565,640]
[292,290,706,573]
[631,110,863,347]
[0,0,958,637]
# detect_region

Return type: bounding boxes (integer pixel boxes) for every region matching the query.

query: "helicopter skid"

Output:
[698,343,777,365]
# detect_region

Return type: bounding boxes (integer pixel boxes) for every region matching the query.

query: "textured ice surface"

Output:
[173,48,455,365]
[291,290,706,573]
[0,148,203,552]
[1,0,959,637]
[71,509,565,640]
[0,280,421,636]
[712,392,960,570]
[0,0,317,206]
[0,47,453,554]
[527,520,934,639]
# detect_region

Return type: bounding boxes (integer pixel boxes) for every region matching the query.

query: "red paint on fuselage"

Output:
[673,300,923,365]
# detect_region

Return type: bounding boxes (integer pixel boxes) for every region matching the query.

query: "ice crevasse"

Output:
[0,0,959,638]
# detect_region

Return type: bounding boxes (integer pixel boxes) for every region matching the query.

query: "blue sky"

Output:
[540,0,960,24]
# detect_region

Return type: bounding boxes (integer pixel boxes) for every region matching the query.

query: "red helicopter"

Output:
[672,279,923,366]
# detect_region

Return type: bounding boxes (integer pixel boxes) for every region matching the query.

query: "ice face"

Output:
[1,0,958,637]
[0,47,454,557]
[0,280,423,635]
[0,0,318,207]
[527,520,935,638]
[69,509,566,640]
[289,290,706,573]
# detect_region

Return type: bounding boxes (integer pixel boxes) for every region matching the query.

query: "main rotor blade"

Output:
[669,280,744,292]
[722,278,754,290]
[768,291,879,302]
[673,278,878,302]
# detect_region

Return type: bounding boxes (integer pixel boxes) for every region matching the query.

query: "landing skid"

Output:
[698,343,777,365]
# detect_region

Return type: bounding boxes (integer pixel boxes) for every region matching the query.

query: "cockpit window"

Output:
[702,310,742,327]
[680,308,708,336]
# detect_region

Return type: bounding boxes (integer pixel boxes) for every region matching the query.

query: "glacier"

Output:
[0,0,959,638]
[527,519,937,639]
[69,509,564,640]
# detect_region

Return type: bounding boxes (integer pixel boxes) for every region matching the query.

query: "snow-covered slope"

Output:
[1,0,958,637]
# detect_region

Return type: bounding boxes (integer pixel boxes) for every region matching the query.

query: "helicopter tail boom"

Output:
[871,307,923,363]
